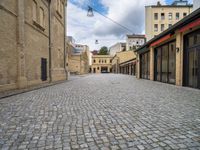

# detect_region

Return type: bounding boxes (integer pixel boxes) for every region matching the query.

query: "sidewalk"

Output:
[0,80,67,99]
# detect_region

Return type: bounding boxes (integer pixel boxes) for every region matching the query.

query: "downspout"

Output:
[48,0,52,82]
[64,1,68,79]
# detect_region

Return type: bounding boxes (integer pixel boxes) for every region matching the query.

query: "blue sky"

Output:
[69,0,189,15]
[69,0,108,14]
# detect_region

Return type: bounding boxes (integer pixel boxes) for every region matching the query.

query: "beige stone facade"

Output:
[112,51,136,75]
[126,35,146,51]
[145,3,192,41]
[91,55,112,73]
[66,40,90,75]
[136,8,200,89]
[0,0,67,92]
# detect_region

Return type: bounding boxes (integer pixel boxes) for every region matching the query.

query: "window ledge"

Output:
[33,20,45,31]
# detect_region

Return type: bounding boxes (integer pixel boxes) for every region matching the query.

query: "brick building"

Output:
[0,0,68,92]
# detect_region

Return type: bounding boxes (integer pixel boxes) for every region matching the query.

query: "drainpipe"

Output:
[48,0,52,82]
[64,1,68,80]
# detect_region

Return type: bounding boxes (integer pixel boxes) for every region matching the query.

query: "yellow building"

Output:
[66,39,90,75]
[145,1,193,41]
[112,51,136,75]
[0,0,68,92]
[135,8,200,89]
[91,55,112,73]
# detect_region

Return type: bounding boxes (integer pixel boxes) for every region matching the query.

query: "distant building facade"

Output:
[126,35,146,51]
[112,51,136,75]
[0,0,68,92]
[109,42,126,56]
[145,1,193,41]
[91,55,112,73]
[66,37,90,75]
[193,0,200,11]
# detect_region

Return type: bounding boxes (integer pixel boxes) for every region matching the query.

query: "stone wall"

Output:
[0,1,18,91]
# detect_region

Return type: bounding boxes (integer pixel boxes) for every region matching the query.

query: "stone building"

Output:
[0,0,67,92]
[112,51,136,75]
[66,37,90,75]
[135,8,200,89]
[126,34,146,51]
[91,55,112,73]
[145,0,193,41]
[109,42,126,56]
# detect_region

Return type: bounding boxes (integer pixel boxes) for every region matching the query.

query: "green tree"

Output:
[98,46,108,55]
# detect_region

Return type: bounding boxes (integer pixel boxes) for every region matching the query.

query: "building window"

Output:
[110,60,112,63]
[183,13,187,17]
[154,13,158,20]
[161,24,164,31]
[39,7,44,27]
[154,24,158,32]
[168,24,172,28]
[155,41,176,84]
[97,67,99,70]
[176,13,179,20]
[105,60,107,63]
[93,59,96,63]
[60,2,64,16]
[161,13,165,20]
[32,0,37,22]
[57,0,60,12]
[99,60,101,63]
[168,13,172,20]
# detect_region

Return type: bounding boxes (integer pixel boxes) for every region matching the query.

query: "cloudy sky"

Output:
[66,0,193,51]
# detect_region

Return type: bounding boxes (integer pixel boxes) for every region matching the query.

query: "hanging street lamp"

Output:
[87,6,94,17]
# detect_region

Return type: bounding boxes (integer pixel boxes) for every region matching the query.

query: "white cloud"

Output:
[66,0,166,51]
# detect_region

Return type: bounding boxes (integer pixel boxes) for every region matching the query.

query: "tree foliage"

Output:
[98,46,108,55]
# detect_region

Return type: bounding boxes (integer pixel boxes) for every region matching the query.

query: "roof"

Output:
[92,55,112,58]
[135,7,200,53]
[127,34,145,38]
[119,58,136,65]
[145,5,193,8]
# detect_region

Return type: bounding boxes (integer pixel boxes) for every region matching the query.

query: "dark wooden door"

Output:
[41,58,47,81]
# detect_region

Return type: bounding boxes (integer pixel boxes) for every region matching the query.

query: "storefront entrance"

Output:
[154,41,176,84]
[140,51,150,79]
[101,67,108,73]
[184,30,200,89]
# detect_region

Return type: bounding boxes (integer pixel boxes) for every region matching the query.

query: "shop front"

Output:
[183,29,200,89]
[140,51,150,80]
[154,41,176,84]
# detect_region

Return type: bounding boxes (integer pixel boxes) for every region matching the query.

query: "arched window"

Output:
[32,0,37,22]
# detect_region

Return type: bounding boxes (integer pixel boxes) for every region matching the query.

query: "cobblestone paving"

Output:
[0,74,200,150]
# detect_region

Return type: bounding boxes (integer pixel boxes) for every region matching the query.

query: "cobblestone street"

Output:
[0,74,200,150]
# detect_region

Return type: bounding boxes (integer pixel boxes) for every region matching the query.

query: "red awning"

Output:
[150,34,171,47]
[179,18,200,33]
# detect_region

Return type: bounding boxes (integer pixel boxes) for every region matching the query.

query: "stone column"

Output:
[136,54,140,78]
[175,32,183,86]
[150,47,154,81]
[17,0,27,89]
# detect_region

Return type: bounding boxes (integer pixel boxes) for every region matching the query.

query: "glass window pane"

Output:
[169,42,176,84]
[156,48,161,81]
[162,45,168,83]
